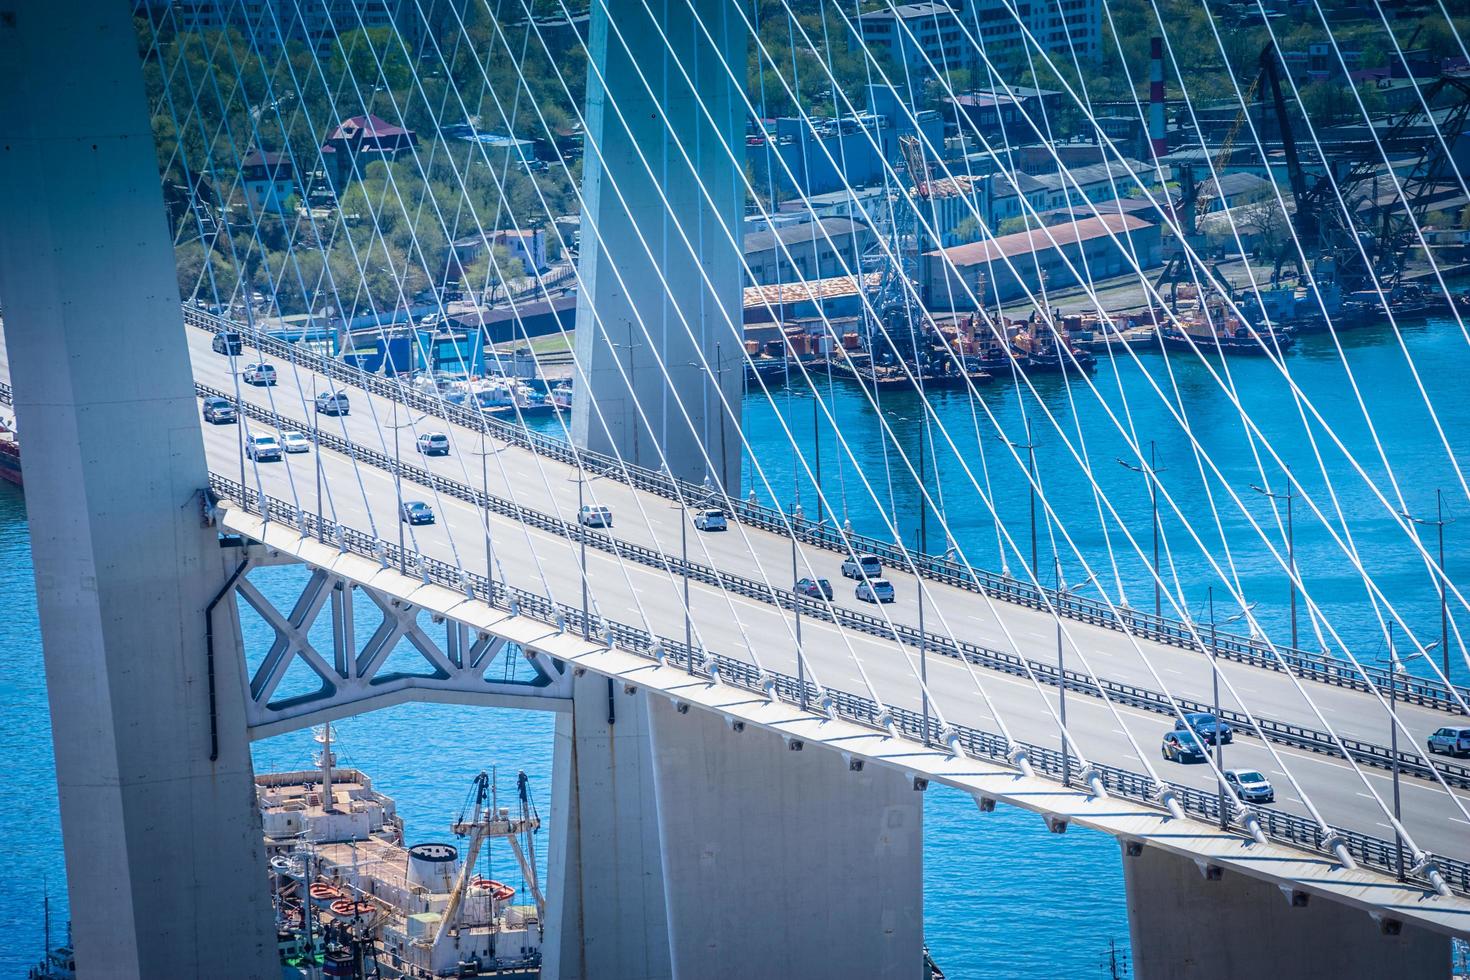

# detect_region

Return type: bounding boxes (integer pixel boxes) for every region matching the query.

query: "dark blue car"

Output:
[1161,730,1208,763]
[400,501,435,526]
[1175,712,1233,745]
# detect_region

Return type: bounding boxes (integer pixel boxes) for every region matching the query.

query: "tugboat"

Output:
[26,889,74,980]
[262,724,545,977]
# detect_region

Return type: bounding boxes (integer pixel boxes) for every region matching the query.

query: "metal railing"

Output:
[181,306,1470,716]
[211,475,1470,898]
[206,381,1470,792]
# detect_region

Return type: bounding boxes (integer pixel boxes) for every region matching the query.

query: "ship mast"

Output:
[317,722,335,811]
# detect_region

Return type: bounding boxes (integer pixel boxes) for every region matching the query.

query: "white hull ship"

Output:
[261,725,544,978]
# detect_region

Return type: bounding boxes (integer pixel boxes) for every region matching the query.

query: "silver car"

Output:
[856,579,895,603]
[1427,726,1470,758]
[1223,768,1274,804]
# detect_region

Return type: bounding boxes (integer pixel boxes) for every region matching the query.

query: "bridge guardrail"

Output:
[182,307,1470,717]
[204,381,1470,793]
[210,474,1470,898]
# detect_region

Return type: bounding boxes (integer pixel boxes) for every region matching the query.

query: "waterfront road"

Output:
[4,325,1470,862]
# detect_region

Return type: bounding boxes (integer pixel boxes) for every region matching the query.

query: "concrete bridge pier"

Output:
[0,2,276,974]
[544,674,924,978]
[1121,841,1449,978]
[571,0,745,492]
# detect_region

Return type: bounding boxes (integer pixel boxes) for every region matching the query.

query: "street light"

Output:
[1402,489,1454,680]
[1250,467,1297,650]
[1003,424,1038,579]
[388,401,427,575]
[1117,441,1166,618]
[465,428,502,602]
[890,407,932,743]
[792,500,807,710]
[1375,623,1436,882]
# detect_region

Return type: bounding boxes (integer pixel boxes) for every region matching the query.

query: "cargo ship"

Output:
[264,725,545,978]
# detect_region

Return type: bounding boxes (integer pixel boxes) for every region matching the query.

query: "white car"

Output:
[244,433,282,462]
[279,430,311,454]
[856,579,895,603]
[693,509,727,531]
[242,363,276,386]
[841,554,882,580]
[416,432,451,456]
[579,505,612,528]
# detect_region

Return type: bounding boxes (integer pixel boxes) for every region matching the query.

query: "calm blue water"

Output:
[6,315,1470,975]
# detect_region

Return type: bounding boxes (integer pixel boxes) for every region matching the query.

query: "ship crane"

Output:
[433,770,544,950]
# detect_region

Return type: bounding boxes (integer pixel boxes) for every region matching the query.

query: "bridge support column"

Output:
[0,3,275,975]
[571,0,745,491]
[545,675,924,979]
[1122,842,1448,979]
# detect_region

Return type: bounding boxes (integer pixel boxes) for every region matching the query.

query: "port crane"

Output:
[1256,42,1470,291]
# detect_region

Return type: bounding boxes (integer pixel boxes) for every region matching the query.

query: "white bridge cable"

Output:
[723,0,1470,852]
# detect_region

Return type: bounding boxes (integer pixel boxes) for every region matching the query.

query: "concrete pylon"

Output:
[0,3,276,975]
[1121,841,1449,978]
[571,0,745,492]
[544,676,924,978]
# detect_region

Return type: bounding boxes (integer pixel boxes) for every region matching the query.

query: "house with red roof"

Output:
[320,114,418,191]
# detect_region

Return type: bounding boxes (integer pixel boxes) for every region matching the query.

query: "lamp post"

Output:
[1117,441,1166,618]
[1208,586,1225,829]
[1376,624,1433,882]
[466,428,500,602]
[387,401,426,575]
[682,496,692,675]
[1250,467,1297,650]
[1004,424,1038,579]
[1056,554,1068,785]
[792,501,806,709]
[1402,489,1454,680]
[313,375,323,538]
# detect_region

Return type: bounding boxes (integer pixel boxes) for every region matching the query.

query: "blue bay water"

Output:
[5,316,1468,975]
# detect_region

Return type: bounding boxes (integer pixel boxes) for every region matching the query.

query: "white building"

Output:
[852,0,1101,89]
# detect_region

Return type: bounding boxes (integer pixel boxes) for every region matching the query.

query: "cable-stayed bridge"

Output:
[3,0,1470,976]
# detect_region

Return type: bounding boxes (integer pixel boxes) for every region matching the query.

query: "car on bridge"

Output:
[315,391,350,416]
[244,433,282,462]
[1427,726,1470,758]
[856,579,895,604]
[795,577,833,600]
[1161,729,1208,763]
[841,554,882,580]
[279,430,311,454]
[693,509,727,531]
[400,501,435,525]
[211,330,243,356]
[202,396,237,425]
[1223,768,1275,804]
[416,432,451,456]
[579,505,612,528]
[242,363,277,386]
[1175,712,1233,745]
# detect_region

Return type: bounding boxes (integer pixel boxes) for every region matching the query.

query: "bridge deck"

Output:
[3,324,1470,868]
